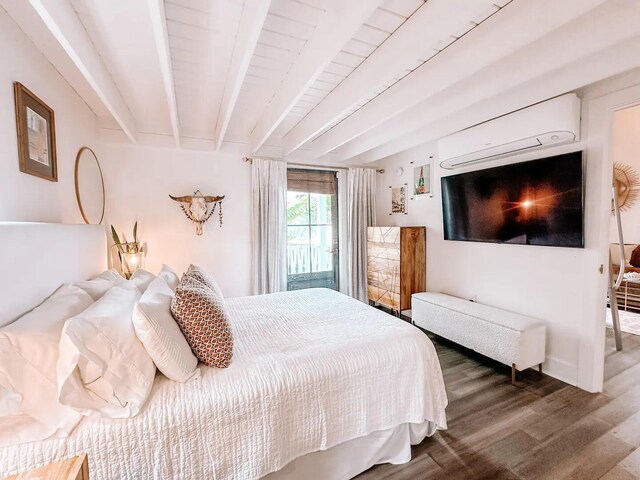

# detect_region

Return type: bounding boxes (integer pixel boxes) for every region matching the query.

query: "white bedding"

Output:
[0,288,447,479]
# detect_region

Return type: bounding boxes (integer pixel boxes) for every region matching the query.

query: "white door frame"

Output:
[581,83,640,392]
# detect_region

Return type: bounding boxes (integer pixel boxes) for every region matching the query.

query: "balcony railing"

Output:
[287,244,332,274]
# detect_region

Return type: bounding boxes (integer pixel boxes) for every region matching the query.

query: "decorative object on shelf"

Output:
[110,222,144,279]
[413,161,432,198]
[169,190,225,235]
[13,82,57,181]
[74,146,105,224]
[613,162,640,212]
[390,184,407,215]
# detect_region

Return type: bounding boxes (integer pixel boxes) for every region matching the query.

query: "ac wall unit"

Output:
[438,93,581,170]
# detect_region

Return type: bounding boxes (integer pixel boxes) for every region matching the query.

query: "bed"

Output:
[0,223,447,479]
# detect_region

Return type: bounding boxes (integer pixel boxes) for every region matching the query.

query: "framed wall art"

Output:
[14,82,57,182]
[390,183,408,215]
[413,162,432,198]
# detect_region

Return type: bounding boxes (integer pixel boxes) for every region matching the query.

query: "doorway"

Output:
[607,104,640,342]
[286,169,339,291]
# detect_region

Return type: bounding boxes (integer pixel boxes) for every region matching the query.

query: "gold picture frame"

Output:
[14,82,57,182]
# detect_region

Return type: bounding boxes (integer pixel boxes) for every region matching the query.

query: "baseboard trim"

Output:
[544,355,578,386]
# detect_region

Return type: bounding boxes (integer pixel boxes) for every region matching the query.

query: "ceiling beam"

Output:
[342,0,640,163]
[356,38,640,165]
[247,0,382,154]
[309,0,610,158]
[1,0,137,143]
[214,0,271,151]
[281,0,502,156]
[147,0,180,148]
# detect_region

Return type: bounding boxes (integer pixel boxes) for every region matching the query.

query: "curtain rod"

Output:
[243,156,384,174]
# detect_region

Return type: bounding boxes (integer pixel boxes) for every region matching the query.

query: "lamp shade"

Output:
[121,251,144,279]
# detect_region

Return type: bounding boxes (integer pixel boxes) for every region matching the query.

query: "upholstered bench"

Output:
[412,292,546,384]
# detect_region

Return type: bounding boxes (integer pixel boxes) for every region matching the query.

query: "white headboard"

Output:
[0,223,107,327]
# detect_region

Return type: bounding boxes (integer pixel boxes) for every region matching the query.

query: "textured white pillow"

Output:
[0,387,19,415]
[130,269,156,293]
[74,269,123,301]
[132,276,200,383]
[0,285,92,446]
[58,283,156,419]
[158,264,179,292]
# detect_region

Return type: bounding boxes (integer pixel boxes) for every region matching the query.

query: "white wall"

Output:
[371,76,640,390]
[0,8,100,223]
[374,140,593,386]
[100,143,252,297]
[610,104,640,244]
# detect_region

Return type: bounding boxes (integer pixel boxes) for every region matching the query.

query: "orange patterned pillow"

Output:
[185,264,224,301]
[170,280,233,369]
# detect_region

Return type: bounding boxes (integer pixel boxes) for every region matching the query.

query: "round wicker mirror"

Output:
[74,146,105,224]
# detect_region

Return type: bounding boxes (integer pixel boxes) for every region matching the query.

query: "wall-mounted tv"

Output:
[441,151,584,248]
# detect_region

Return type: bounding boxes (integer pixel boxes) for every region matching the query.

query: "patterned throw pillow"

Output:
[185,264,225,301]
[170,280,233,368]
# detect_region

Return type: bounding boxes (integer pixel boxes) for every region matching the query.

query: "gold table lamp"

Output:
[110,242,144,279]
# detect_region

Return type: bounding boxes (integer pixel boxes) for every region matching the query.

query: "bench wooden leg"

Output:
[512,363,543,386]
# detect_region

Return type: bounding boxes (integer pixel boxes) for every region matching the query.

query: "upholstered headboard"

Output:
[0,223,107,327]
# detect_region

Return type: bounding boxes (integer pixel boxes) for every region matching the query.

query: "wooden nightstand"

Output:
[1,455,88,480]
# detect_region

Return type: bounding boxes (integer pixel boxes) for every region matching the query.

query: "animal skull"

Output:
[169,190,225,235]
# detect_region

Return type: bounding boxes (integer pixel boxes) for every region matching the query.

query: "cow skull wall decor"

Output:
[169,190,224,235]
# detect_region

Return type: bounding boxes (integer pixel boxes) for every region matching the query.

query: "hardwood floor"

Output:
[358,328,640,480]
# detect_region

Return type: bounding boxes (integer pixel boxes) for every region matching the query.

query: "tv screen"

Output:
[441,151,584,248]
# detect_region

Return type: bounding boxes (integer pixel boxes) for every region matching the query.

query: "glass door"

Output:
[286,169,339,291]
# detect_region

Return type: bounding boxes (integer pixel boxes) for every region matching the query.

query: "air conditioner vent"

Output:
[439,94,580,170]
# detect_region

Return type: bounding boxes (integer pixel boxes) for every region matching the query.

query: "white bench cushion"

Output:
[412,292,545,371]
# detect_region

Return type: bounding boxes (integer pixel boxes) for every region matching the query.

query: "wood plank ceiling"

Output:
[288,0,510,145]
[269,0,426,142]
[4,0,640,163]
[166,0,244,142]
[225,0,327,144]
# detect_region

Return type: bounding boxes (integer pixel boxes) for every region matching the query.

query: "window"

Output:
[286,169,339,291]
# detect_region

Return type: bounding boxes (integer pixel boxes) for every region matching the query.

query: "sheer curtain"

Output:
[346,168,376,302]
[251,158,287,294]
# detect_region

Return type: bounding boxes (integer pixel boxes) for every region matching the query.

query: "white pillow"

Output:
[0,387,20,415]
[74,269,123,301]
[0,285,92,446]
[130,269,156,294]
[158,264,179,292]
[57,283,156,419]
[132,276,200,383]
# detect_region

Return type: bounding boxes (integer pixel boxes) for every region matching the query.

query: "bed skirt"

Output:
[264,420,437,480]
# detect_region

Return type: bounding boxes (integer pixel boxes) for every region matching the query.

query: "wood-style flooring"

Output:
[358,328,640,480]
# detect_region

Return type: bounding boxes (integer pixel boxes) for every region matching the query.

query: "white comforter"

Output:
[0,288,447,479]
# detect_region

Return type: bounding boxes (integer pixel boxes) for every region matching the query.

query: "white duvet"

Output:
[0,288,447,479]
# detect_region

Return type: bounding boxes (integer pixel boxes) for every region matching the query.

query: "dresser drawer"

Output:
[368,284,400,311]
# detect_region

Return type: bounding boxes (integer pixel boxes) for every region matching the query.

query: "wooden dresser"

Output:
[367,226,426,314]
